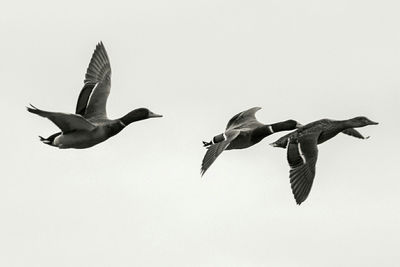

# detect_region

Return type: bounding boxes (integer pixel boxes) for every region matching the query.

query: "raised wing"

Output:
[226,107,262,130]
[76,83,97,116]
[27,104,96,133]
[287,133,319,205]
[76,42,112,119]
[201,130,240,176]
[342,128,369,139]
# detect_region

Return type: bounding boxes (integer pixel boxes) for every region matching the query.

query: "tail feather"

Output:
[38,133,61,146]
[28,104,61,147]
[270,133,292,148]
[39,136,52,144]
[203,141,212,147]
[270,138,288,148]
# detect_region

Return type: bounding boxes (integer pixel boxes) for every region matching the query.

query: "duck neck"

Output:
[337,119,355,131]
[108,121,126,137]
[317,120,352,144]
[251,125,275,143]
[119,109,149,126]
[252,120,297,142]
[270,120,297,132]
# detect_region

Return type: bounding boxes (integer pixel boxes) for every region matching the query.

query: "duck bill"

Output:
[149,112,163,118]
[295,122,303,128]
[369,120,379,125]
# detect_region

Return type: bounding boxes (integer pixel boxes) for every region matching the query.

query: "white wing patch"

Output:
[85,82,99,112]
[298,142,306,164]
[286,138,291,149]
[268,125,274,133]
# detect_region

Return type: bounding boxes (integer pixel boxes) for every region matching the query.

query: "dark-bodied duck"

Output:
[270,116,378,205]
[27,42,162,149]
[201,107,301,175]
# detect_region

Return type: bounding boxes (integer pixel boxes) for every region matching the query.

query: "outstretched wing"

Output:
[76,42,112,119]
[342,128,369,139]
[201,130,240,176]
[27,104,96,133]
[226,107,262,130]
[76,83,97,116]
[287,133,319,205]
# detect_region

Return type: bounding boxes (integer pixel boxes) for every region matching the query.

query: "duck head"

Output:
[348,116,378,127]
[120,108,162,126]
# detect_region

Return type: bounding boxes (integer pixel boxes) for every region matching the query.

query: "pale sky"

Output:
[1,0,399,266]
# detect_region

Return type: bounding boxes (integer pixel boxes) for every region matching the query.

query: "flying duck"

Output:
[27,42,162,149]
[270,116,378,205]
[201,107,302,175]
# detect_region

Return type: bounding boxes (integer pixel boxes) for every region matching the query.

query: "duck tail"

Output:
[202,141,212,147]
[270,138,288,148]
[38,133,61,146]
[203,133,226,147]
[270,131,294,148]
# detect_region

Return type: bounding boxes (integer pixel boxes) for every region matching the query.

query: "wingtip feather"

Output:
[27,104,39,114]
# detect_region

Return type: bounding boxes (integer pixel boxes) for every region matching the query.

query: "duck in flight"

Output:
[201,107,302,176]
[27,42,162,149]
[270,116,378,205]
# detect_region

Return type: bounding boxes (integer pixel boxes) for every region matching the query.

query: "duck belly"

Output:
[53,129,108,149]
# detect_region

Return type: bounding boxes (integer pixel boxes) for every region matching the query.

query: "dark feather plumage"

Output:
[201,107,300,175]
[271,116,378,205]
[27,42,162,149]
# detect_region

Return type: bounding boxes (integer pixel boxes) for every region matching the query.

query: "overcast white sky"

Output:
[1,0,399,266]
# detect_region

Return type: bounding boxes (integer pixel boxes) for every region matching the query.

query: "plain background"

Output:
[1,0,399,266]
